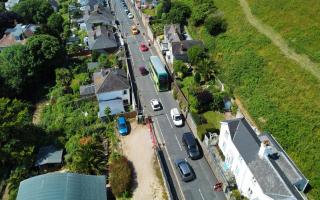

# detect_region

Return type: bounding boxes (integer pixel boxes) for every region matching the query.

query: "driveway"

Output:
[120,121,165,200]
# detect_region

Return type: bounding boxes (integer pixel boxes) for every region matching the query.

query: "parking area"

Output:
[120,121,165,200]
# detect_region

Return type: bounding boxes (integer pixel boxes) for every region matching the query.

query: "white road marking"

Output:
[175,135,183,151]
[199,188,206,200]
[154,118,186,200]
[165,113,173,128]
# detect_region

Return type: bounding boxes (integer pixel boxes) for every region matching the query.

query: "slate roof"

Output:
[98,98,125,117]
[87,26,117,50]
[80,84,95,96]
[164,24,182,43]
[222,118,305,200]
[34,145,63,167]
[16,173,107,200]
[83,4,114,26]
[93,68,129,94]
[171,40,204,56]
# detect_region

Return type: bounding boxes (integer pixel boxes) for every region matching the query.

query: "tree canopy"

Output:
[165,2,191,25]
[12,0,54,24]
[187,45,207,65]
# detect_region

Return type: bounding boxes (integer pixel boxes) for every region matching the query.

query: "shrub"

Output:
[109,155,132,197]
[173,60,188,78]
[191,112,207,125]
[165,2,191,25]
[204,14,227,36]
[191,3,216,26]
[194,72,201,84]
[187,45,207,66]
[195,90,213,113]
[173,87,178,100]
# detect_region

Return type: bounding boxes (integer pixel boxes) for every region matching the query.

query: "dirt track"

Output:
[239,0,320,80]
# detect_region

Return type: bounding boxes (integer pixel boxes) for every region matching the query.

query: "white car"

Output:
[150,99,161,111]
[128,13,134,19]
[170,108,183,127]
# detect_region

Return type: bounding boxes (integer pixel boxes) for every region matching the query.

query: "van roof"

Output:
[171,108,180,116]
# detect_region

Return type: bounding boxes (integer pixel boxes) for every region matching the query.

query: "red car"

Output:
[139,66,148,75]
[139,43,149,52]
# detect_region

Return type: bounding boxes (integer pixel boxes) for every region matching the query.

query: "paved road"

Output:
[111,1,226,200]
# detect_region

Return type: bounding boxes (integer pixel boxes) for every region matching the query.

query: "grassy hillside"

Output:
[174,0,320,198]
[247,0,320,63]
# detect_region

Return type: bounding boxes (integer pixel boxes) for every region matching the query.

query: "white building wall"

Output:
[97,89,130,104]
[218,122,272,200]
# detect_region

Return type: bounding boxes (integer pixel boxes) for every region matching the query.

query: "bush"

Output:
[165,2,191,25]
[173,60,188,79]
[191,3,216,26]
[187,45,207,66]
[195,90,213,113]
[173,87,178,100]
[191,112,207,125]
[204,14,227,36]
[194,72,201,84]
[109,155,132,197]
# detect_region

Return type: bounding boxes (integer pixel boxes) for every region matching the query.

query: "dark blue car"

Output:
[117,116,128,136]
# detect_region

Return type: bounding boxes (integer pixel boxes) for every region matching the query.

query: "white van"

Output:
[170,108,183,127]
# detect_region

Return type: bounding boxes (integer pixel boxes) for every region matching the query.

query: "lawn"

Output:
[197,111,225,140]
[247,0,320,63]
[173,0,320,198]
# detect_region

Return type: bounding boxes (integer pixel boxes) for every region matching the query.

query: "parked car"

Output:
[150,99,161,111]
[170,108,183,126]
[182,132,201,159]
[139,66,148,75]
[131,25,139,35]
[139,43,149,52]
[175,159,195,182]
[128,13,134,19]
[117,116,128,136]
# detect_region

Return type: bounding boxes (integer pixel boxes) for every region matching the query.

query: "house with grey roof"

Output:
[218,118,308,200]
[161,24,204,65]
[5,0,20,10]
[16,172,107,200]
[86,25,117,52]
[80,68,131,117]
[83,4,114,27]
[35,145,63,170]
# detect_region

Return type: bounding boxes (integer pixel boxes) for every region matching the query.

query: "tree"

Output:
[0,45,31,96]
[173,60,188,79]
[191,3,216,26]
[165,2,191,25]
[198,59,216,82]
[156,0,171,19]
[204,14,227,36]
[12,0,54,24]
[187,45,207,66]
[98,54,113,68]
[195,90,213,113]
[47,13,64,38]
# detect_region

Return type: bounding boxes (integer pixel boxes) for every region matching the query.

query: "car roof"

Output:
[118,116,126,124]
[183,132,196,145]
[178,161,191,175]
[171,108,180,115]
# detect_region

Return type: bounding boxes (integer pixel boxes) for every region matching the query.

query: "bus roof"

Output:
[150,56,167,74]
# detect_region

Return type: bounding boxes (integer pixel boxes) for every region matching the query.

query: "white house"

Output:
[80,68,130,117]
[218,118,308,200]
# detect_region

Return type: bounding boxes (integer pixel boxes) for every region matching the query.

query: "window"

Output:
[123,99,129,105]
[123,90,127,95]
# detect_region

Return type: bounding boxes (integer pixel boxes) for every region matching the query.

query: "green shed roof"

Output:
[16,173,107,200]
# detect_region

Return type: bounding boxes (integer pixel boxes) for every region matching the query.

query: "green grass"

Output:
[197,111,224,140]
[173,0,320,198]
[247,0,320,63]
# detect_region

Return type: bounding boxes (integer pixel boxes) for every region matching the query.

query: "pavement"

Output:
[111,1,226,200]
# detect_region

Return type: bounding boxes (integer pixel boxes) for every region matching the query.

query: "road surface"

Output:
[111,1,226,200]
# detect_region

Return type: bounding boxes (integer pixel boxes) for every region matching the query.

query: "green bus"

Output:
[149,56,169,91]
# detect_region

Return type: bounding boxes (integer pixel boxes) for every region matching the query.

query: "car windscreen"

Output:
[119,123,126,129]
[175,115,181,121]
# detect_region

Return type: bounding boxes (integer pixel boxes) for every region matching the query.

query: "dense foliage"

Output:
[173,60,188,78]
[109,155,132,197]
[12,0,54,24]
[165,2,191,25]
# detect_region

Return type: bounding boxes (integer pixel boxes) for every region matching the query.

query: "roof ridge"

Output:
[96,69,111,93]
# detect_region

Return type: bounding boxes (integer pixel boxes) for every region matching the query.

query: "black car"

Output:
[175,159,195,182]
[182,132,201,160]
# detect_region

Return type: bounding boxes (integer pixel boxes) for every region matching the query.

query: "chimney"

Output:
[258,140,273,159]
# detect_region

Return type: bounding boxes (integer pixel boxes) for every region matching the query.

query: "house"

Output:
[162,24,204,65]
[218,118,308,200]
[16,173,107,200]
[79,4,117,52]
[78,0,104,7]
[34,145,63,171]
[86,25,117,52]
[0,24,38,51]
[80,68,131,117]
